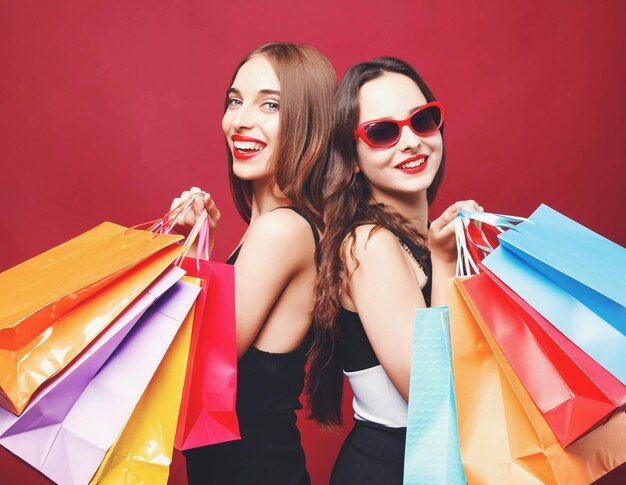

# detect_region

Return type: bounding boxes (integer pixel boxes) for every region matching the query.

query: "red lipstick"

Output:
[231,135,267,160]
[395,154,428,174]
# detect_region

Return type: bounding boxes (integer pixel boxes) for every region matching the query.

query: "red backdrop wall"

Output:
[2,1,625,484]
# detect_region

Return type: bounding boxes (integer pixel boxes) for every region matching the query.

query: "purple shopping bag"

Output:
[0,278,200,485]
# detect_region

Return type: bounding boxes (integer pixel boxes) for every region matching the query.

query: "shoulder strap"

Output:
[271,206,320,246]
[388,229,430,272]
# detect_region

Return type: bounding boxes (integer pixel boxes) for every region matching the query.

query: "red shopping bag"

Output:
[174,257,239,450]
[460,270,626,446]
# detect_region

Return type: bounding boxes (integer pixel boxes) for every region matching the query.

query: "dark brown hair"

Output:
[307,57,446,429]
[226,42,336,226]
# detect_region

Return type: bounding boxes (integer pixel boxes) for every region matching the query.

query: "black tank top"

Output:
[184,206,318,485]
[338,228,432,378]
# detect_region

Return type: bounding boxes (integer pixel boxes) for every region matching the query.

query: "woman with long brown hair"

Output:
[307,57,481,484]
[172,42,335,485]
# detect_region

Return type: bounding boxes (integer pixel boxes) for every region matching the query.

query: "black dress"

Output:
[331,229,431,485]
[184,207,318,485]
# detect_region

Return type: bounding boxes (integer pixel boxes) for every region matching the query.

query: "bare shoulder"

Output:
[243,208,317,263]
[342,225,405,272]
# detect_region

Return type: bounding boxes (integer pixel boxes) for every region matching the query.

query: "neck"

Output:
[249,178,291,223]
[370,187,429,234]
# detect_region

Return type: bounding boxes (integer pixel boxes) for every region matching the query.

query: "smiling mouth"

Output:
[396,158,426,169]
[233,140,265,152]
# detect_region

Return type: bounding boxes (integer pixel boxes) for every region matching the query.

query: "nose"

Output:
[231,103,255,131]
[397,124,421,152]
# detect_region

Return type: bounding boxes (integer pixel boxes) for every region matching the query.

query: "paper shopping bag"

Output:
[404,307,465,485]
[483,246,626,385]
[0,243,183,415]
[449,278,626,484]
[0,222,182,350]
[174,257,239,450]
[89,278,196,485]
[495,204,626,334]
[0,279,200,485]
[467,269,626,446]
[0,266,185,437]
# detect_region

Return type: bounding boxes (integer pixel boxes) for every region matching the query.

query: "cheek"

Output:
[266,118,280,145]
[356,147,394,180]
[357,144,392,168]
[426,132,443,153]
[221,114,230,136]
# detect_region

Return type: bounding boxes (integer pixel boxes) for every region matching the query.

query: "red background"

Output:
[1,1,625,484]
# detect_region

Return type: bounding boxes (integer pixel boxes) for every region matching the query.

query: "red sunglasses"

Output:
[354,101,445,148]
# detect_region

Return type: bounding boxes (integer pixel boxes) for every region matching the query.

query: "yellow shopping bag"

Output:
[449,278,626,484]
[90,277,198,485]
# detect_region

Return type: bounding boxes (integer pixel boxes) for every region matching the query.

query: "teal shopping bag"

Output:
[496,204,626,335]
[404,307,466,485]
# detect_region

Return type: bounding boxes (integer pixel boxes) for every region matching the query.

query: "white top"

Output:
[345,364,408,428]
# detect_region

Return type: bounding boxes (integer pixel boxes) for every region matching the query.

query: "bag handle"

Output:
[127,194,211,271]
[123,194,211,272]
[454,209,531,276]
[163,195,210,270]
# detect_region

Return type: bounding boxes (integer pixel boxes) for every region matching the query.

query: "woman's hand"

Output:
[428,200,483,263]
[169,186,221,257]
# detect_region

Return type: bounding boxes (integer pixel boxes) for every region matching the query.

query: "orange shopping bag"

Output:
[449,278,626,484]
[0,223,183,414]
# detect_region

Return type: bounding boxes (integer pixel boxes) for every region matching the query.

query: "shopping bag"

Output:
[89,278,196,485]
[0,266,185,437]
[0,243,183,415]
[482,266,626,413]
[449,278,626,484]
[174,257,239,450]
[459,271,626,446]
[0,222,182,350]
[483,246,626,385]
[0,279,200,485]
[404,307,465,485]
[454,209,526,276]
[496,204,626,333]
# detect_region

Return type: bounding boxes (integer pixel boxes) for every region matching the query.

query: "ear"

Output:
[353,163,361,174]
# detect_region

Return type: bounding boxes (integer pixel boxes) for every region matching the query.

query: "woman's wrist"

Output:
[430,248,457,266]
[429,256,456,307]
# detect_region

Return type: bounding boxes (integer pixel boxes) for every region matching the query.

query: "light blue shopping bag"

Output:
[404,307,466,485]
[496,204,626,335]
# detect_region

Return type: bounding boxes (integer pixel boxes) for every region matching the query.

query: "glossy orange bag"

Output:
[449,278,626,484]
[0,222,181,350]
[0,223,183,414]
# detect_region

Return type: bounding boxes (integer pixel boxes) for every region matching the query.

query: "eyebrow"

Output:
[369,106,423,121]
[227,87,281,96]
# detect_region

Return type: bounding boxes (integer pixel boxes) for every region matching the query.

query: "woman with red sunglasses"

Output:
[306,57,481,484]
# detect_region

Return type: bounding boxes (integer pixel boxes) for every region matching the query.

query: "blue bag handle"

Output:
[454,209,531,276]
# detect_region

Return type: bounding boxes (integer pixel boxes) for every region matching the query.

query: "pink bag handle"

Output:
[125,194,211,271]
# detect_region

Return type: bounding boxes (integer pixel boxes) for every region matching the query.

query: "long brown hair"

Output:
[307,57,446,429]
[225,43,336,226]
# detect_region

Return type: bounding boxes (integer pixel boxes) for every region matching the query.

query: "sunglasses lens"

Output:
[363,122,399,147]
[411,105,442,135]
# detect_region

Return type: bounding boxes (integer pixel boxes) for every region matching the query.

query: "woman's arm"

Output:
[345,225,426,401]
[233,209,315,358]
[429,200,482,306]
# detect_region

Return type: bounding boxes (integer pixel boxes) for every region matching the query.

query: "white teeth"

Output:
[398,158,426,169]
[233,141,264,151]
